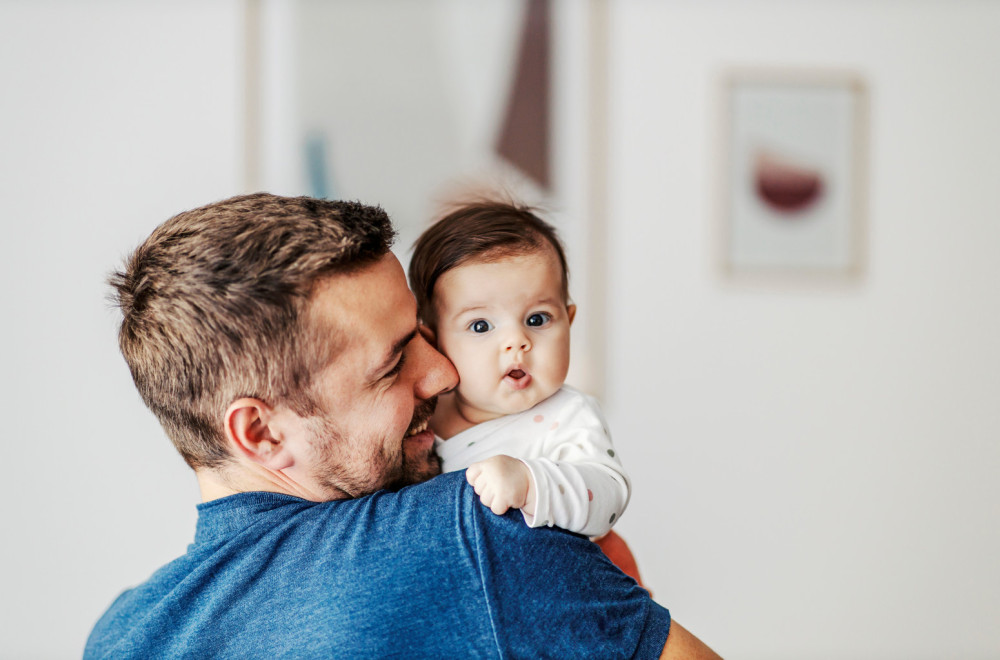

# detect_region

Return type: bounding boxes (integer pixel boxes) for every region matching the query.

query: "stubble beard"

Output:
[388,396,442,490]
[307,397,442,498]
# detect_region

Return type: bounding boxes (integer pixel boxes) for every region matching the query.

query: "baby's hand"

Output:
[465,455,536,516]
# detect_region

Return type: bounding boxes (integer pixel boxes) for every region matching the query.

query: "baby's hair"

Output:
[409,199,570,329]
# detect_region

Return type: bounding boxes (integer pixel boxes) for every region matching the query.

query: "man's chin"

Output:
[391,438,442,490]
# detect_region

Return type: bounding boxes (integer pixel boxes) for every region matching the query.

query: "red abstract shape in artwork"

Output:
[754,150,824,214]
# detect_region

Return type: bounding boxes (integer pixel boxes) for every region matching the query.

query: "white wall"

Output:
[606,2,1000,659]
[0,1,243,657]
[1,1,997,658]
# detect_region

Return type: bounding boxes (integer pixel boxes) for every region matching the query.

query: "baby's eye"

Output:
[526,313,551,327]
[469,319,493,334]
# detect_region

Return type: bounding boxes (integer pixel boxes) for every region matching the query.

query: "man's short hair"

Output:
[408,199,570,330]
[109,193,396,469]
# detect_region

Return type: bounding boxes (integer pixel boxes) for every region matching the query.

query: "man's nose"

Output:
[413,333,458,399]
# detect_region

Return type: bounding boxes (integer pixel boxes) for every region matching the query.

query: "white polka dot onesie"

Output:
[435,386,631,538]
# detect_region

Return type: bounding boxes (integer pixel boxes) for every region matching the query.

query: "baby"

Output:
[409,199,630,540]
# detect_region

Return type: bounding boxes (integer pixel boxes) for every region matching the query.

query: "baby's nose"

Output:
[505,333,531,352]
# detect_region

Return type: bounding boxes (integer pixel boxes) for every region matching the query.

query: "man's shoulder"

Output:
[371,471,485,532]
[397,471,580,548]
[389,469,471,507]
[88,472,668,659]
[86,472,497,658]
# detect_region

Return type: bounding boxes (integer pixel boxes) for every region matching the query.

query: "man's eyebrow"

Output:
[369,328,418,380]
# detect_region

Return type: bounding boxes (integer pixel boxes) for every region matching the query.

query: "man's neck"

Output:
[195,464,349,503]
[196,470,241,502]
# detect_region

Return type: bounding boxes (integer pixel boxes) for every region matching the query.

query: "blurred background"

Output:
[2,1,998,658]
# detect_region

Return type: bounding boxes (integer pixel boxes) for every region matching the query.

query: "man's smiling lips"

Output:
[403,397,437,449]
[403,415,434,450]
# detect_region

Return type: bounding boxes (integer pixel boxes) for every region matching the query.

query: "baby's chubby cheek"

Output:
[456,378,491,404]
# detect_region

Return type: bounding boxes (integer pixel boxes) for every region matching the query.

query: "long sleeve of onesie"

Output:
[436,387,631,539]
[518,391,630,538]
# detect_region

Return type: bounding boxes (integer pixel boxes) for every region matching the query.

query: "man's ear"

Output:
[567,304,577,325]
[224,398,295,470]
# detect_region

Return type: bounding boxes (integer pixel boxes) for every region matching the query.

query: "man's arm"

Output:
[660,621,723,660]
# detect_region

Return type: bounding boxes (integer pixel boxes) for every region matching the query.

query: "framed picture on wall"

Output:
[719,69,868,280]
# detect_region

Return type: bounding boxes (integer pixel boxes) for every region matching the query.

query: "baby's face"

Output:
[433,248,575,424]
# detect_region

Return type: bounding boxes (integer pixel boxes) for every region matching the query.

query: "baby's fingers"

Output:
[489,499,510,515]
[481,485,507,515]
[475,483,507,515]
[465,463,483,486]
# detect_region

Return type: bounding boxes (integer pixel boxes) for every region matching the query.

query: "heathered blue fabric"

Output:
[85,471,669,659]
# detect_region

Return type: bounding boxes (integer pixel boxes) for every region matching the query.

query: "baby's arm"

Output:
[521,441,629,538]
[466,392,630,538]
[527,392,630,537]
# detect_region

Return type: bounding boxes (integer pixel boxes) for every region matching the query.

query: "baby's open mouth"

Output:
[503,366,532,390]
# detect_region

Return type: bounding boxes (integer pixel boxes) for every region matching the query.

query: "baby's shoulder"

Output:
[532,386,608,433]
[543,385,603,415]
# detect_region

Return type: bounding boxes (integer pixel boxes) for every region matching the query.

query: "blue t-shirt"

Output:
[85,471,670,658]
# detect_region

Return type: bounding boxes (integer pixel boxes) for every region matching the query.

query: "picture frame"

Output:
[718,69,868,280]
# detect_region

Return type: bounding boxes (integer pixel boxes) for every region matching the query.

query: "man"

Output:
[86,193,720,658]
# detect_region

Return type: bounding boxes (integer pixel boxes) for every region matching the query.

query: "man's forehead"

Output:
[308,255,417,361]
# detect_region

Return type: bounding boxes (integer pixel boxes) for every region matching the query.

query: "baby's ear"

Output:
[567,304,577,325]
[418,323,438,347]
